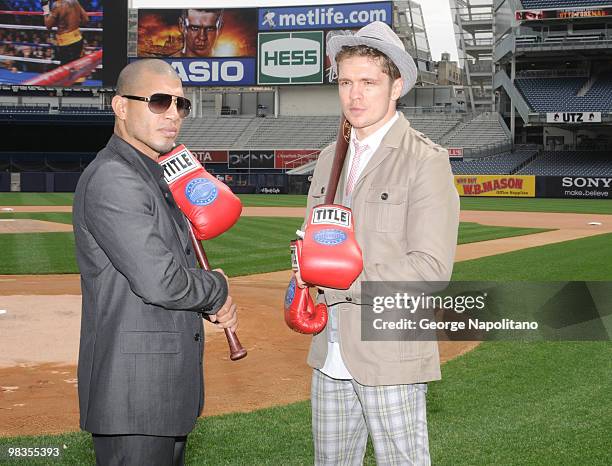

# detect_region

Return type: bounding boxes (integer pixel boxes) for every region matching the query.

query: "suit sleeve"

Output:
[364,149,459,284]
[82,160,227,313]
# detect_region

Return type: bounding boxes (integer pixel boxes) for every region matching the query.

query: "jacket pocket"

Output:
[120,331,181,354]
[310,183,327,207]
[364,185,408,233]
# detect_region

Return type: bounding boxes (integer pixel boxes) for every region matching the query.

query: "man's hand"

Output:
[208,268,238,332]
[209,294,238,332]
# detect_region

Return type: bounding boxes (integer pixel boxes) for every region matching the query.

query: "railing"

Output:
[463,38,493,47]
[462,140,512,158]
[543,144,612,152]
[459,13,492,22]
[468,61,493,73]
[516,69,589,78]
[418,70,438,84]
[511,146,540,175]
[0,103,113,114]
[516,34,612,49]
[399,106,468,115]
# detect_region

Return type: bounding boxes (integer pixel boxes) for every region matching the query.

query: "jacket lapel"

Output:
[352,114,410,194]
[107,136,189,250]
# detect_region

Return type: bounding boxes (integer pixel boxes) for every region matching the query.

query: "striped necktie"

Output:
[345,139,368,198]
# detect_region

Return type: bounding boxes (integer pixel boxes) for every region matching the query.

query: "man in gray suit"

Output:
[73,59,237,466]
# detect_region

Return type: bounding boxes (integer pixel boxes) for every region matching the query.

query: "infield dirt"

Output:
[1,208,611,436]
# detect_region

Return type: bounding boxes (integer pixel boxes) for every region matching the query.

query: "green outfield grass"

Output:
[457,222,549,244]
[2,340,609,465]
[459,196,612,214]
[0,214,548,275]
[0,193,74,206]
[0,224,610,464]
[238,194,307,207]
[1,193,611,214]
[452,232,612,281]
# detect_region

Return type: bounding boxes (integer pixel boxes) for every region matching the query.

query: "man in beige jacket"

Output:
[296,22,459,465]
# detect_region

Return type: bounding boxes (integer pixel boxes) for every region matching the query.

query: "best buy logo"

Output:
[258,31,323,84]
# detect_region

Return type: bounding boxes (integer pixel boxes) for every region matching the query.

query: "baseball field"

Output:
[0,193,610,465]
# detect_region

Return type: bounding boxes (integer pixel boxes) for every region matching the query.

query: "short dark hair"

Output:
[181,9,223,20]
[335,45,401,81]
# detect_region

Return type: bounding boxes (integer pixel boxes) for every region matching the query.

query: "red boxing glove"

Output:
[295,204,363,290]
[284,277,328,334]
[159,145,242,239]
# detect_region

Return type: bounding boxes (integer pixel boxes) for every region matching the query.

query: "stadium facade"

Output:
[0,0,610,198]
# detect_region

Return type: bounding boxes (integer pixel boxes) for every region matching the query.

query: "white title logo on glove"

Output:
[160,149,199,184]
[311,206,351,228]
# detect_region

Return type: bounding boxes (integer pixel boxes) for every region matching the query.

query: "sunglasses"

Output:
[122,93,191,118]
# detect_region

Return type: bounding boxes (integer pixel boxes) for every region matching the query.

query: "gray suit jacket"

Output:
[73,135,228,436]
[306,114,460,385]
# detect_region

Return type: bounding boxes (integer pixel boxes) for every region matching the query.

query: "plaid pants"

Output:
[311,369,431,466]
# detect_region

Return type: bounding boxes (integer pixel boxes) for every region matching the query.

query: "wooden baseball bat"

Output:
[187,222,247,361]
[324,115,352,204]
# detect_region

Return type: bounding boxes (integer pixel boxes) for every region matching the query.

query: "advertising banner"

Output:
[229,150,275,169]
[536,176,612,199]
[546,112,602,124]
[258,31,323,84]
[137,8,257,86]
[158,57,256,86]
[516,7,612,21]
[275,149,320,169]
[135,2,391,87]
[0,0,103,86]
[448,148,464,160]
[455,175,536,197]
[190,150,228,164]
[257,2,392,31]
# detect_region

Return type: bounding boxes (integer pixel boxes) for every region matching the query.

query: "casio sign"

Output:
[562,177,612,188]
[171,60,244,83]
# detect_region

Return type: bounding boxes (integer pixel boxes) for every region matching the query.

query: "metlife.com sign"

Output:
[258,2,392,30]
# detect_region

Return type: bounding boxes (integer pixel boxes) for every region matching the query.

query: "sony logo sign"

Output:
[562,177,612,188]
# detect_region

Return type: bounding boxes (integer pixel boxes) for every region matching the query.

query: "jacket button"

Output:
[194,333,201,341]
[381,193,388,200]
[346,296,352,302]
[186,248,191,255]
[320,187,325,194]
[164,192,170,199]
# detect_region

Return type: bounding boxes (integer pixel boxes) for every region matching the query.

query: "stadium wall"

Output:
[0,171,8,191]
[279,86,341,116]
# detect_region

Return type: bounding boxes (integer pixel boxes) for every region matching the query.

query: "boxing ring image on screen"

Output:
[0,0,103,86]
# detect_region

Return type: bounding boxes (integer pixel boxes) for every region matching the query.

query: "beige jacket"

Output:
[305,113,460,385]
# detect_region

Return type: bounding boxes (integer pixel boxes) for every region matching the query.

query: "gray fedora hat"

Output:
[327,21,417,97]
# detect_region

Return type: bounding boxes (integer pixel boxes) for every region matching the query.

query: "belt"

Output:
[56,29,82,47]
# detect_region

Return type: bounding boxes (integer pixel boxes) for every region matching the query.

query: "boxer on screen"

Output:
[42,0,88,65]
